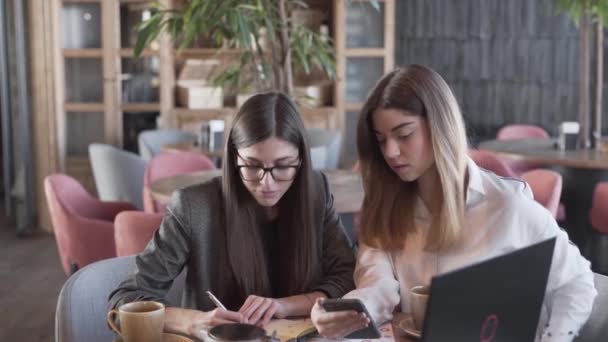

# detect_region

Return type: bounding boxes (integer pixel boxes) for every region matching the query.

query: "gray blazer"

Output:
[109,171,356,311]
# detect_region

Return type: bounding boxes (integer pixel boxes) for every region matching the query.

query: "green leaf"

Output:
[134,13,162,57]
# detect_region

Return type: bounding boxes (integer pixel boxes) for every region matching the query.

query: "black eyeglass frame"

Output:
[235,154,302,182]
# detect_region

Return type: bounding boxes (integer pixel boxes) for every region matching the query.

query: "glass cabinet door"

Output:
[65,58,103,103]
[66,112,105,157]
[62,3,102,49]
[345,1,385,48]
[345,57,384,104]
[121,57,160,103]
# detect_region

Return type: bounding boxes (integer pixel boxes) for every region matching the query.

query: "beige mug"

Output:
[409,285,430,331]
[107,301,165,342]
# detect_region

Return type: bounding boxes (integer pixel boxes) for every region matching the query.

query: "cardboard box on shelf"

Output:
[176,59,223,109]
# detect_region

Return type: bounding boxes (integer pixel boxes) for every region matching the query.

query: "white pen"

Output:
[206,290,227,310]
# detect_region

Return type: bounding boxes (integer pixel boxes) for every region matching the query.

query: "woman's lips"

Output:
[391,164,409,171]
[261,190,278,198]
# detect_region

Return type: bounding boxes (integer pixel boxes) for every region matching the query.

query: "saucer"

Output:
[398,317,421,339]
[114,332,194,342]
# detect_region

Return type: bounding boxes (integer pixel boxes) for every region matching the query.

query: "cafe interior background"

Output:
[1,0,608,340]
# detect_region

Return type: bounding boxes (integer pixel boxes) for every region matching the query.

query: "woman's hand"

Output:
[238,295,286,327]
[184,308,246,339]
[310,299,370,339]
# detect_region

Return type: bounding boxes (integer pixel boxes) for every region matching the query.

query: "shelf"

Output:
[175,48,242,59]
[345,103,364,112]
[65,102,105,112]
[63,48,103,58]
[171,107,236,118]
[344,48,387,58]
[122,103,160,112]
[120,48,159,58]
[118,0,155,3]
[62,0,101,3]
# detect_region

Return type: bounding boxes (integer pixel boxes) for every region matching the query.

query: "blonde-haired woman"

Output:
[310,65,596,341]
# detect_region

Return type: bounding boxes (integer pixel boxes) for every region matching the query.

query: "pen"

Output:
[206,290,227,310]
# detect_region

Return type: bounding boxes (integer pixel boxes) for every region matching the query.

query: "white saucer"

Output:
[398,317,421,339]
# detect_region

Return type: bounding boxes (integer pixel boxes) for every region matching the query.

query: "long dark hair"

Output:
[222,92,319,298]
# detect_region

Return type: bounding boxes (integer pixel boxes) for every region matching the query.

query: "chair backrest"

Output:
[521,169,562,218]
[55,256,185,342]
[496,124,549,140]
[45,174,117,274]
[307,128,342,170]
[114,211,163,256]
[138,129,197,161]
[590,183,608,234]
[89,143,147,210]
[576,273,608,341]
[469,149,517,178]
[143,151,216,213]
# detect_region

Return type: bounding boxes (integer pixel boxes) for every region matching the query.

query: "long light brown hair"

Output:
[222,92,319,298]
[357,65,468,252]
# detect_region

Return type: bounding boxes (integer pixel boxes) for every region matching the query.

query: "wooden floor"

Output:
[0,220,66,341]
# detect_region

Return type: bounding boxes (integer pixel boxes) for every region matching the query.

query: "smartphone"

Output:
[321,298,381,339]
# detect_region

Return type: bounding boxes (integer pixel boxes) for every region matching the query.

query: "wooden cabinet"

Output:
[46,0,394,193]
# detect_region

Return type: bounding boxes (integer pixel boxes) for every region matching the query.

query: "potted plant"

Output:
[135,0,378,105]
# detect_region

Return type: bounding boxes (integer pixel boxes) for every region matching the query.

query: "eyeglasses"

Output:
[236,163,301,182]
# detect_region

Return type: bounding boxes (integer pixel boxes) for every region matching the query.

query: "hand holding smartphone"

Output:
[321,298,381,339]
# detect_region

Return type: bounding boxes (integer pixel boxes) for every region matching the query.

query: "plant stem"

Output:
[278,0,293,95]
[595,15,604,146]
[579,8,591,148]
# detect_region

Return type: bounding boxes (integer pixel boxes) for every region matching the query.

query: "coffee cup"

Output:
[208,323,270,342]
[409,285,430,331]
[107,301,165,342]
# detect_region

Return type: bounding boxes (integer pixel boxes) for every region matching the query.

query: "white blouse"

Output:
[344,158,597,342]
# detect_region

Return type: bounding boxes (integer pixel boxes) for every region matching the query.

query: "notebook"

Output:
[265,317,397,342]
[265,318,317,341]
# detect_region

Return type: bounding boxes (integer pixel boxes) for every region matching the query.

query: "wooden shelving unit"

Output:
[45,0,394,194]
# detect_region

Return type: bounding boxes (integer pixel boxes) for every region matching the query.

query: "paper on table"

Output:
[266,319,397,342]
[265,318,317,342]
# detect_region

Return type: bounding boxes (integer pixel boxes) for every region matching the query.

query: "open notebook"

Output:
[264,318,396,342]
[264,318,317,341]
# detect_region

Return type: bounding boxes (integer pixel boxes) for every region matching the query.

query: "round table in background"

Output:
[162,141,224,159]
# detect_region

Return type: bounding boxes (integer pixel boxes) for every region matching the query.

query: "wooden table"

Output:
[479,138,608,262]
[478,138,608,170]
[171,313,417,342]
[162,141,224,159]
[148,169,364,214]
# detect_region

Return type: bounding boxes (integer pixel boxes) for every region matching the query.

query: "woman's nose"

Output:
[383,138,401,159]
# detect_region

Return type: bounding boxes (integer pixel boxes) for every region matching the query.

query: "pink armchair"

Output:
[590,183,608,234]
[143,151,216,213]
[470,150,563,219]
[496,124,549,140]
[114,211,163,256]
[44,174,136,275]
[469,149,518,177]
[521,169,562,218]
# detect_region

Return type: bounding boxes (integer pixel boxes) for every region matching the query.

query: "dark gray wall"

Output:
[395,0,598,143]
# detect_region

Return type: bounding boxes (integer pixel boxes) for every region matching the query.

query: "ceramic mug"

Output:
[107,301,165,342]
[409,285,430,331]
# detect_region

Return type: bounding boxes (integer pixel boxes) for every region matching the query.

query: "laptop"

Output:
[421,237,556,342]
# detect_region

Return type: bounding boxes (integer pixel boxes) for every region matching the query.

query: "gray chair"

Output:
[89,143,147,210]
[55,256,185,342]
[138,129,197,161]
[307,128,342,170]
[576,272,608,341]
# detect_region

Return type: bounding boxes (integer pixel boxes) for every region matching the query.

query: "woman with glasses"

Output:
[109,92,355,338]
